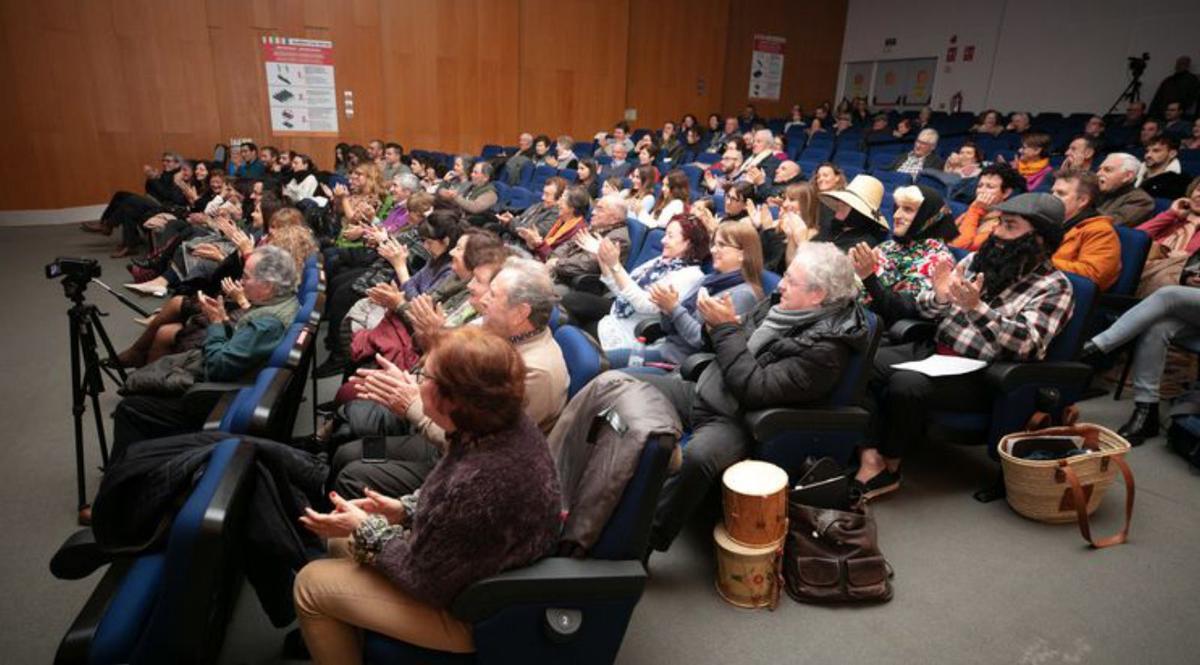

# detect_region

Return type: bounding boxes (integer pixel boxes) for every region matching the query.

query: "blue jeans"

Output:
[605,346,665,368]
[1093,286,1200,402]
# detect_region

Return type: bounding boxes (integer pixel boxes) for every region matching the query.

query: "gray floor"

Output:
[2,225,1199,664]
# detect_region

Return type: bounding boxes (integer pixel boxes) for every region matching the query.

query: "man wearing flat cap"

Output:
[849,192,1077,499]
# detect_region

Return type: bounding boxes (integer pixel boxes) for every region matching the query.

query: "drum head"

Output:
[723,460,788,497]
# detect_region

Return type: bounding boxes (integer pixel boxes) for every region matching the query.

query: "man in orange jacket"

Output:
[1050,168,1121,290]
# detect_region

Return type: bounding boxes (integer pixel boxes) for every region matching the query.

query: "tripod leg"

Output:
[68,307,89,519]
[89,306,128,384]
[79,316,112,467]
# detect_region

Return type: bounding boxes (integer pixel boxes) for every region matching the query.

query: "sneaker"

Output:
[850,469,902,501]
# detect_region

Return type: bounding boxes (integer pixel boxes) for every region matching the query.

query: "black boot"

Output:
[1079,340,1103,361]
[1118,402,1159,446]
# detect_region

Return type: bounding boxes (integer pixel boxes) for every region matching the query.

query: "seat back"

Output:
[624,218,649,270]
[130,438,255,663]
[217,368,298,438]
[1110,227,1152,296]
[630,228,664,270]
[1046,272,1098,362]
[554,326,603,399]
[830,310,881,407]
[590,433,677,560]
[65,439,255,665]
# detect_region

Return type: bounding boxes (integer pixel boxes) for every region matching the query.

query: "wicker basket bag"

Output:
[997,424,1135,548]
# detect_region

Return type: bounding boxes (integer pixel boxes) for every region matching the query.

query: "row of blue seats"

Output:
[55,255,328,665]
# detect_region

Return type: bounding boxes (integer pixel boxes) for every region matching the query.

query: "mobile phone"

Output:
[362,436,388,464]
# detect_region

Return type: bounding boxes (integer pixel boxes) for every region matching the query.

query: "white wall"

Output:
[838,0,1200,114]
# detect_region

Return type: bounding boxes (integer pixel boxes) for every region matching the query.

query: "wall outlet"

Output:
[624,108,637,121]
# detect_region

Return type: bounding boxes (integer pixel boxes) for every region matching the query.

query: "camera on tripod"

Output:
[45,257,101,283]
[1127,53,1149,78]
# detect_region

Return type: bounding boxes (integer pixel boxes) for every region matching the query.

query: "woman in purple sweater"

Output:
[294,326,562,661]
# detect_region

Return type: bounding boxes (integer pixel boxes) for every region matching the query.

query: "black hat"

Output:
[993,193,1066,250]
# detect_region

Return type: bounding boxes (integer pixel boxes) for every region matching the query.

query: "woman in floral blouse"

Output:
[865,185,957,299]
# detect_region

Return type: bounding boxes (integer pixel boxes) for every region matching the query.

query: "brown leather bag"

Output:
[783,498,893,604]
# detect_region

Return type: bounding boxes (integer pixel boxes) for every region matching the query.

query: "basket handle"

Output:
[1058,455,1135,548]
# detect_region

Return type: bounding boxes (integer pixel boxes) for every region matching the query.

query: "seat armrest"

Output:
[186,381,252,400]
[634,319,665,344]
[55,559,136,665]
[570,274,609,295]
[983,361,1094,393]
[202,390,241,431]
[247,370,295,436]
[887,319,935,344]
[679,353,716,381]
[1095,293,1140,314]
[451,558,646,623]
[745,406,872,441]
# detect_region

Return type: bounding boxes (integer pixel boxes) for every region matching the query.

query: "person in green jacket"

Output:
[111,245,300,457]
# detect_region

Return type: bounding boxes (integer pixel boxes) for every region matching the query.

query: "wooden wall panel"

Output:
[0,0,846,210]
[518,0,629,141]
[721,0,848,117]
[625,0,730,128]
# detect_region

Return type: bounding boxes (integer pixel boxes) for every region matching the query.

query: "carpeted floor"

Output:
[2,225,1199,664]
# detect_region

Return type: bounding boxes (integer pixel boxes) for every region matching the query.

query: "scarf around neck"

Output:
[681,270,745,313]
[746,303,829,355]
[614,257,687,318]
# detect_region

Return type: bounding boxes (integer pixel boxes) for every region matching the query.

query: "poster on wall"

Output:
[748,35,786,101]
[842,61,874,102]
[871,57,937,109]
[261,36,339,135]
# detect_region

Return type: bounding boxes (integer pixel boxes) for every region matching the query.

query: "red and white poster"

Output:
[749,35,786,101]
[261,36,339,135]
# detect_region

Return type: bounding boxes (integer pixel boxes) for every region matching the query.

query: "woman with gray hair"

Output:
[635,242,871,552]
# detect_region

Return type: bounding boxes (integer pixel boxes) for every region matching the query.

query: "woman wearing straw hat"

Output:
[815,174,890,251]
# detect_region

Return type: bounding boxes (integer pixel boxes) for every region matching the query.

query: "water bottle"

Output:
[628,336,646,368]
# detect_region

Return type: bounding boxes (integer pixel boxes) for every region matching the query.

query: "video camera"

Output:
[45,257,101,283]
[1127,53,1149,78]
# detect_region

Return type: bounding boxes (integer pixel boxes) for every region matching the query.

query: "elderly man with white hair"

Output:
[1096,152,1156,226]
[732,128,781,183]
[635,242,871,552]
[332,257,569,499]
[549,194,631,289]
[887,128,944,176]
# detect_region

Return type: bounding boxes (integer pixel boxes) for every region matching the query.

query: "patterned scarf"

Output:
[613,257,688,318]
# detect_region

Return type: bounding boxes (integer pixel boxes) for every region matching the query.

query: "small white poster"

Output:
[749,35,785,101]
[261,36,339,135]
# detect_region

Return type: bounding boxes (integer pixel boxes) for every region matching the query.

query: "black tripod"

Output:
[1106,57,1147,116]
[62,277,127,523]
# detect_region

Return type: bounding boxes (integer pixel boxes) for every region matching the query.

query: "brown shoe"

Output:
[81,221,112,235]
[110,245,135,259]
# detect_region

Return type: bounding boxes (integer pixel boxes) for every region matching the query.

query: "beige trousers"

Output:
[293,540,474,665]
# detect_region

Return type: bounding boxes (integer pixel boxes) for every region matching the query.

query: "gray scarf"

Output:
[746,305,828,355]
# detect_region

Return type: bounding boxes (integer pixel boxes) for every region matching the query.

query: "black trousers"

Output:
[322,268,370,352]
[110,391,223,462]
[866,342,992,460]
[636,373,752,552]
[330,435,441,499]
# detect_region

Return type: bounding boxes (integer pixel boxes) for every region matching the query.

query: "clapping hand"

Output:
[929,254,957,304]
[408,294,447,343]
[496,211,514,224]
[597,237,621,269]
[190,243,227,263]
[217,218,254,255]
[780,211,809,244]
[221,277,248,308]
[342,224,366,242]
[573,231,602,254]
[349,487,408,526]
[697,291,738,327]
[516,226,543,249]
[848,242,880,280]
[351,354,420,416]
[647,283,679,313]
[299,491,369,539]
[747,166,766,186]
[367,282,405,311]
[143,213,171,231]
[947,264,985,310]
[377,238,408,266]
[196,292,229,324]
[333,183,349,198]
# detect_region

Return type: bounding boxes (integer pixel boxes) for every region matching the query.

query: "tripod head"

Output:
[46,257,102,307]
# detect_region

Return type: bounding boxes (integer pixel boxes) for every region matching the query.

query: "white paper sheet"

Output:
[892,355,987,377]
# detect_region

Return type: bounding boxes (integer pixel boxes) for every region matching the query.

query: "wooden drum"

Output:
[721,460,789,548]
[713,524,782,609]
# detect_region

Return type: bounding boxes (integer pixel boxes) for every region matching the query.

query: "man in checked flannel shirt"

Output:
[852,193,1076,499]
